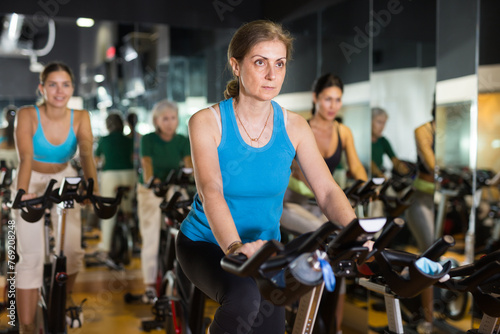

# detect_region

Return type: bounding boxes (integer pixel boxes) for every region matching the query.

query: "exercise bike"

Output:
[11,177,123,333]
[435,249,500,334]
[221,216,399,333]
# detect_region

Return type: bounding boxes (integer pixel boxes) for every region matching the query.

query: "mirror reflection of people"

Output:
[284,73,368,224]
[94,113,135,264]
[281,73,368,334]
[486,171,500,186]
[126,110,141,174]
[13,61,99,333]
[137,99,192,304]
[405,106,436,334]
[371,107,409,178]
[176,21,358,334]
[0,105,19,168]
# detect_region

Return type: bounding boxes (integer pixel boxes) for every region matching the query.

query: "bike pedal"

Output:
[124,292,143,304]
[66,298,86,329]
[141,319,165,332]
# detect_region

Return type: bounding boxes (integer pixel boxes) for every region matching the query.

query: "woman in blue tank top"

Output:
[176,21,358,334]
[13,62,99,333]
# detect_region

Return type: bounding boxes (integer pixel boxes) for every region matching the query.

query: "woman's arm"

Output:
[141,156,155,183]
[415,123,435,173]
[183,155,193,169]
[76,110,99,193]
[391,157,410,175]
[371,160,385,178]
[289,113,356,227]
[189,108,264,256]
[341,124,368,181]
[14,107,35,192]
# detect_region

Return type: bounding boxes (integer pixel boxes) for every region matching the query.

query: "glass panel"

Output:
[435,0,479,332]
[370,0,436,179]
[435,102,472,168]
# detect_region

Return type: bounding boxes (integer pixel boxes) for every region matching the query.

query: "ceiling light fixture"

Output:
[76,18,94,28]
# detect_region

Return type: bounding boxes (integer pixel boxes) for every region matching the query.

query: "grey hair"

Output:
[152,99,178,130]
[371,107,388,119]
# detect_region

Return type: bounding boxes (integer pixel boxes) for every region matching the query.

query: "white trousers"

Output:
[97,169,136,252]
[137,183,164,285]
[12,164,84,289]
[137,183,188,285]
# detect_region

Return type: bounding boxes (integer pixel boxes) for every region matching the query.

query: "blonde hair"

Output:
[224,20,294,99]
[152,99,178,131]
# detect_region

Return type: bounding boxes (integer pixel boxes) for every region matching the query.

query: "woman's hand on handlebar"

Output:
[235,240,267,258]
[363,240,375,262]
[20,192,37,202]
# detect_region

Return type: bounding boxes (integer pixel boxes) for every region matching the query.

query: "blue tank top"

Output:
[181,98,296,245]
[33,105,78,164]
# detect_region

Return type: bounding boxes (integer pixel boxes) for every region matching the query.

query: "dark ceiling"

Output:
[0,0,347,30]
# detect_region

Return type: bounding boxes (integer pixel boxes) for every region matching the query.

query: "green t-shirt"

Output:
[95,132,134,171]
[372,136,395,169]
[139,132,190,183]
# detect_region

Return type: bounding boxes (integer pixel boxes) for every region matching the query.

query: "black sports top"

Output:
[324,124,343,174]
[307,120,343,174]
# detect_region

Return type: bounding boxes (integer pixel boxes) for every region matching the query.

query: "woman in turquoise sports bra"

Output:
[13,62,99,334]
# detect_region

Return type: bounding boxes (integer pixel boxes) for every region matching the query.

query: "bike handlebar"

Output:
[377,179,414,218]
[435,250,500,317]
[221,217,391,306]
[148,168,194,198]
[345,178,385,207]
[11,177,124,222]
[367,235,455,298]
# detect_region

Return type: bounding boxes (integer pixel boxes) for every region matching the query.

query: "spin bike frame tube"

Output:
[49,177,80,334]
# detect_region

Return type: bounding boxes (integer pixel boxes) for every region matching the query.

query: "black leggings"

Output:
[175,231,285,334]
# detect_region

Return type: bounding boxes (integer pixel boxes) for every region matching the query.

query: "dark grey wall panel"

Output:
[436,0,478,81]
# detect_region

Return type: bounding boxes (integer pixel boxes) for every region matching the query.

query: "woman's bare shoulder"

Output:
[17,105,36,114]
[189,105,221,137]
[286,109,309,130]
[190,106,216,124]
[16,105,37,122]
[338,122,354,137]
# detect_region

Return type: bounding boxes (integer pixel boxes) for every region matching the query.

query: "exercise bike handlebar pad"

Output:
[371,235,455,298]
[221,218,389,306]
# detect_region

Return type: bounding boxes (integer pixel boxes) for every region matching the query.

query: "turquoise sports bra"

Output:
[33,105,78,164]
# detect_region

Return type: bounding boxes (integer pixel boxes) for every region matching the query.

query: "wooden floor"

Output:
[70,257,162,334]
